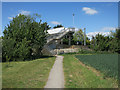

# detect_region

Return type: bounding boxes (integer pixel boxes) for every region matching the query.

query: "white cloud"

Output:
[86,27,117,40]
[87,31,111,40]
[74,28,79,32]
[50,21,61,25]
[8,10,30,20]
[87,32,110,37]
[18,10,30,16]
[8,17,13,20]
[101,27,116,32]
[82,7,98,15]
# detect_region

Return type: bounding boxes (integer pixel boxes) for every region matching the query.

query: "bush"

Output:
[2,14,50,62]
[90,29,120,53]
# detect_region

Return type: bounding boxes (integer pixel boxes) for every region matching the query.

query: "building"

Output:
[42,27,75,55]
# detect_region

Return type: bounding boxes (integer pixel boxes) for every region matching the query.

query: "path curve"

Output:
[44,55,64,88]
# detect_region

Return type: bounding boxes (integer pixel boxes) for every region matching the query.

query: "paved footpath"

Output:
[44,55,64,88]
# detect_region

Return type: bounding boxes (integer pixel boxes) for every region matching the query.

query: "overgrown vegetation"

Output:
[90,29,120,53]
[2,56,55,88]
[62,28,120,54]
[63,54,118,88]
[78,48,114,54]
[2,14,50,62]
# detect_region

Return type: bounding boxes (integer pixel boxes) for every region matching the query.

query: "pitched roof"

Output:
[47,27,66,34]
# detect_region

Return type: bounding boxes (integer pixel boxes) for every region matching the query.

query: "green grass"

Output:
[63,54,118,88]
[2,57,55,88]
[75,54,118,79]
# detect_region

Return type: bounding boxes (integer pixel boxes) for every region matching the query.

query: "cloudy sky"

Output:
[2,2,118,38]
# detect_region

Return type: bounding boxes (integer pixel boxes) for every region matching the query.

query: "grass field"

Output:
[2,57,55,88]
[75,54,118,79]
[63,54,118,88]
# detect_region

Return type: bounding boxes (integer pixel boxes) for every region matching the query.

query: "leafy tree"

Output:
[115,28,120,53]
[73,29,83,44]
[0,37,2,58]
[73,29,90,45]
[53,24,63,28]
[90,28,120,53]
[63,34,74,45]
[96,34,110,51]
[109,28,120,53]
[2,14,50,62]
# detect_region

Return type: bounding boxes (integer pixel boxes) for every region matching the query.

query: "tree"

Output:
[73,29,83,45]
[53,24,63,29]
[73,29,90,45]
[90,28,120,53]
[2,14,50,62]
[109,28,120,53]
[91,34,110,51]
[115,28,120,53]
[63,34,74,45]
[0,37,2,58]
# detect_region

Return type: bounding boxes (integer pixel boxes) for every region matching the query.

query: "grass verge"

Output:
[75,54,118,79]
[63,54,118,88]
[2,56,55,88]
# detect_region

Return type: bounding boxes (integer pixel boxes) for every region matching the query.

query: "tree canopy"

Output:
[2,14,50,62]
[53,24,63,29]
[90,28,120,53]
[73,29,90,45]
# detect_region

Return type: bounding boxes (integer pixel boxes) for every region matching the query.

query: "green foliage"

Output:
[0,37,2,61]
[90,29,120,53]
[75,54,118,79]
[17,38,31,61]
[78,48,113,54]
[2,14,50,62]
[73,29,83,45]
[73,29,90,45]
[78,49,96,54]
[63,36,69,45]
[115,28,120,53]
[53,24,63,28]
[62,34,74,45]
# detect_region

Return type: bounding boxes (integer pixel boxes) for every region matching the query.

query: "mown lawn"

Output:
[63,54,118,88]
[2,57,55,88]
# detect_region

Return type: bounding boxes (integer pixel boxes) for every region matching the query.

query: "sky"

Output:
[2,2,118,39]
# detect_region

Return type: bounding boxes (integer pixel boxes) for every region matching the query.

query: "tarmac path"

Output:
[44,55,64,88]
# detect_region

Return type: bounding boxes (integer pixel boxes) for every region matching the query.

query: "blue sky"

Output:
[2,2,118,38]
